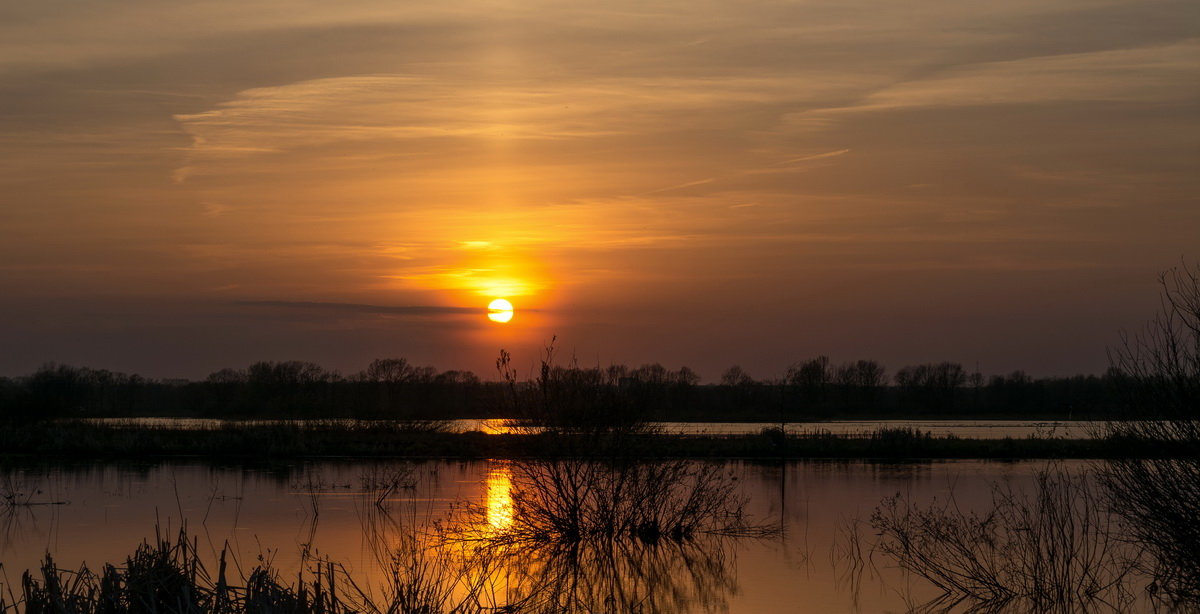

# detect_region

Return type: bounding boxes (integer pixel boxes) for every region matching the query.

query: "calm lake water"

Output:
[87,418,1103,438]
[0,458,1157,612]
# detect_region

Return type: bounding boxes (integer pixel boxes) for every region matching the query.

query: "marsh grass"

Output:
[4,518,493,614]
[869,466,1145,612]
[0,462,504,614]
[351,468,503,614]
[495,340,663,440]
[8,525,252,614]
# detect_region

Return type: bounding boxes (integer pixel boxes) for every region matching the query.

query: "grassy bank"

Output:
[0,421,1193,460]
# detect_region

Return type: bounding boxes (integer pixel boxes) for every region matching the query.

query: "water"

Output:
[85,417,1103,438]
[0,457,1154,612]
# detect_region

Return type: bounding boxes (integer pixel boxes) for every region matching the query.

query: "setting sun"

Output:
[487,298,514,323]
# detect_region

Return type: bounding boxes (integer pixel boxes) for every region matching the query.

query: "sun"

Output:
[487,298,514,323]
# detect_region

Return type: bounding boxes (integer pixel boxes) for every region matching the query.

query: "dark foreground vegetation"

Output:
[862,466,1197,612]
[3,459,1198,613]
[3,452,770,614]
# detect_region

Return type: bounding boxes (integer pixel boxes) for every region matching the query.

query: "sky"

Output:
[1,0,1198,381]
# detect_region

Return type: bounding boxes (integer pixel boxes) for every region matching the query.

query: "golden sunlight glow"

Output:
[393,241,551,301]
[487,298,514,323]
[486,462,514,532]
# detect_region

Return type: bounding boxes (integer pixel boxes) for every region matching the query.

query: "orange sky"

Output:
[1,0,1198,379]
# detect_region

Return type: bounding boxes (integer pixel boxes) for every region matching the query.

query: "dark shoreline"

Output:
[1,421,1191,461]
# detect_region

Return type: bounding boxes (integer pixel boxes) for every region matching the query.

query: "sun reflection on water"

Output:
[485,461,514,532]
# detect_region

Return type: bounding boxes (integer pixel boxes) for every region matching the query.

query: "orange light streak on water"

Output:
[485,461,514,532]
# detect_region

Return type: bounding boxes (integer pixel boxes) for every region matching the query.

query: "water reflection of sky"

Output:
[86,417,1105,438]
[0,458,1141,612]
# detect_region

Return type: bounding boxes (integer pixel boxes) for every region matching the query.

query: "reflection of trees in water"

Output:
[1102,458,1200,600]
[867,466,1144,613]
[499,459,762,543]
[476,534,738,614]
[332,451,790,613]
[845,462,1200,612]
[436,458,770,613]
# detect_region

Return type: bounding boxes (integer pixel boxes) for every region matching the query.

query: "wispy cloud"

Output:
[790,40,1200,124]
[775,149,852,165]
[638,178,716,196]
[170,74,821,174]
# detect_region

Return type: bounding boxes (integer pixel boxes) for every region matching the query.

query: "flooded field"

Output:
[0,458,1166,612]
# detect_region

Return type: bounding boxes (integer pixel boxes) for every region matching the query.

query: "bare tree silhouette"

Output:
[1104,261,1200,600]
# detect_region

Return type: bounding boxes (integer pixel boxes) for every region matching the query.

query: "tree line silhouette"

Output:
[0,355,1123,422]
